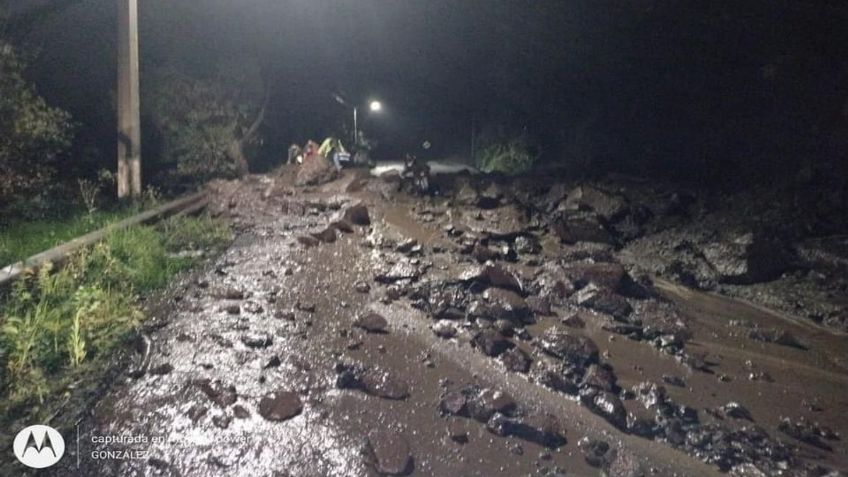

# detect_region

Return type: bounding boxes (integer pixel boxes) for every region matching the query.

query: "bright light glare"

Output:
[369,100,382,112]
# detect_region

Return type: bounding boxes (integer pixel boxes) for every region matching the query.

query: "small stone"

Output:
[367,429,412,476]
[343,203,371,226]
[561,313,586,328]
[263,355,282,369]
[439,390,468,416]
[297,235,320,248]
[718,402,754,421]
[232,405,250,419]
[241,333,273,348]
[472,329,513,357]
[194,380,237,407]
[432,320,458,339]
[662,375,685,387]
[354,281,371,293]
[501,347,532,373]
[187,404,208,422]
[258,390,303,422]
[149,363,173,375]
[536,327,599,366]
[354,313,388,333]
[212,415,232,429]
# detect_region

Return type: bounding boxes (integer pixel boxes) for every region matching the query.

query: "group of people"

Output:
[285,137,432,195]
[286,137,350,171]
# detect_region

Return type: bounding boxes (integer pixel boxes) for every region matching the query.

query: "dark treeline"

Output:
[3,0,848,200]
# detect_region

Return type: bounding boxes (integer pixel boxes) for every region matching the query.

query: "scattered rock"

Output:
[717,402,754,421]
[375,262,421,283]
[526,296,553,315]
[354,281,371,293]
[467,388,517,422]
[536,327,599,367]
[263,355,282,369]
[575,284,633,320]
[472,329,513,357]
[514,235,542,255]
[367,429,413,476]
[296,154,338,186]
[258,390,303,422]
[777,416,837,451]
[562,185,629,221]
[336,363,410,400]
[148,363,173,375]
[186,404,208,422]
[561,313,586,328]
[194,380,237,407]
[578,437,611,468]
[581,364,618,392]
[552,210,614,245]
[343,202,371,226]
[297,235,321,248]
[662,375,686,387]
[216,287,245,300]
[241,333,273,348]
[587,390,628,429]
[564,262,627,291]
[501,347,532,373]
[482,287,532,323]
[701,233,791,284]
[354,312,388,333]
[212,415,232,429]
[486,413,566,448]
[232,405,250,419]
[432,320,458,339]
[311,227,337,243]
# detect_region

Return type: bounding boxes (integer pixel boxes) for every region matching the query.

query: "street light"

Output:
[333,93,383,146]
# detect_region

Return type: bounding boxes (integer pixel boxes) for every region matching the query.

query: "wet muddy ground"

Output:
[41,166,847,476]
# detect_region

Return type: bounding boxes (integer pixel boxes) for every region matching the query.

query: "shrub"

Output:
[475,136,538,175]
[0,41,73,206]
[146,63,267,183]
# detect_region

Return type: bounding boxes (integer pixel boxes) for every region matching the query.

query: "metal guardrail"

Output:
[0,191,208,287]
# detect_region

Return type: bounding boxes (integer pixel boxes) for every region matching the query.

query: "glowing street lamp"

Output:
[332,94,383,146]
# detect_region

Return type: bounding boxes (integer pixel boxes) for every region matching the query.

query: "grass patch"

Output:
[0,213,231,426]
[0,207,137,267]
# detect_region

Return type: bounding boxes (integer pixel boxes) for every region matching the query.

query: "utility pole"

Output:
[117,0,141,198]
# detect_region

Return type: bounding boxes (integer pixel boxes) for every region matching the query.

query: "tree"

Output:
[146,59,268,183]
[0,39,73,206]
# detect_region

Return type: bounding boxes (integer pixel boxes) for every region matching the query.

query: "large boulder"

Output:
[575,284,633,320]
[295,154,338,186]
[563,262,627,292]
[701,233,791,284]
[536,327,599,367]
[561,185,629,221]
[552,210,614,245]
[481,287,532,323]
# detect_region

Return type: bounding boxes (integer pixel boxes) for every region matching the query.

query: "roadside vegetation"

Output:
[0,214,232,427]
[475,134,539,175]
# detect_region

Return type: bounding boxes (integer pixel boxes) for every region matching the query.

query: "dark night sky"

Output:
[9,0,848,181]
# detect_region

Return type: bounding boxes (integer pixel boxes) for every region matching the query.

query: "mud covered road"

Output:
[51,165,847,476]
